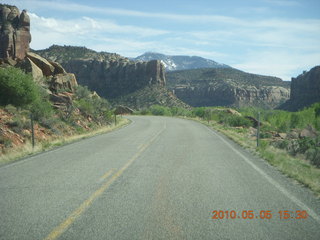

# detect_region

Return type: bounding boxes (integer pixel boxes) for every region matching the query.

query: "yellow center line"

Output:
[99,168,116,182]
[138,143,145,150]
[43,123,166,240]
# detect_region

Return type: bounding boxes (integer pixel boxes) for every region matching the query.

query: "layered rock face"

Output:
[167,68,290,109]
[63,59,165,98]
[280,66,320,111]
[0,4,31,60]
[173,85,289,108]
[35,45,166,100]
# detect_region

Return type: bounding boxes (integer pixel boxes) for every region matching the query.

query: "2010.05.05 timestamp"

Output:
[211,210,309,220]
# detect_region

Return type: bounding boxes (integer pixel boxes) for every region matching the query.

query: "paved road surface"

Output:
[1,116,320,240]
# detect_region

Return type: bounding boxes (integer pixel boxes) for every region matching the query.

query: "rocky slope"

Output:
[0,5,117,155]
[167,68,290,108]
[0,5,78,109]
[35,45,188,109]
[134,52,230,71]
[279,66,320,111]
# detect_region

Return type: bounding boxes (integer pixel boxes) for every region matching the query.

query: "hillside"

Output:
[0,5,119,157]
[34,45,126,63]
[166,68,290,108]
[279,66,320,111]
[134,52,230,71]
[34,45,187,109]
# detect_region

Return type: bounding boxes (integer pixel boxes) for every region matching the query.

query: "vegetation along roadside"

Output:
[135,104,320,198]
[0,67,129,166]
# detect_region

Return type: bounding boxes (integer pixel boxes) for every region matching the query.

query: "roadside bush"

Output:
[30,99,53,121]
[149,105,171,116]
[219,114,253,128]
[169,107,191,116]
[260,131,273,139]
[76,98,94,116]
[139,109,151,115]
[0,67,39,107]
[306,147,320,167]
[192,107,206,118]
[297,137,315,154]
[4,104,17,114]
[0,136,12,148]
[7,117,30,134]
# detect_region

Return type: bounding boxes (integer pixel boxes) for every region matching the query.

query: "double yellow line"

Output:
[44,124,166,240]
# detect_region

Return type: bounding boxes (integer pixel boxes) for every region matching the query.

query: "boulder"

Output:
[16,57,43,81]
[49,73,78,93]
[287,130,300,139]
[226,108,241,116]
[300,125,318,139]
[49,93,72,104]
[275,132,287,139]
[26,52,55,76]
[49,61,67,74]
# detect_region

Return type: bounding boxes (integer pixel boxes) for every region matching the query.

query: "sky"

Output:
[4,0,320,80]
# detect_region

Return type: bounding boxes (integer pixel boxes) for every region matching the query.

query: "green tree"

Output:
[0,67,39,107]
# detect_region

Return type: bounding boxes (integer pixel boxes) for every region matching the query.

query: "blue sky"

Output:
[6,0,320,80]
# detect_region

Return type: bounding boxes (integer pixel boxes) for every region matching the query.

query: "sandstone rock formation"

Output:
[172,85,289,108]
[35,45,167,100]
[0,5,78,108]
[0,4,31,60]
[62,59,165,98]
[167,68,290,109]
[279,66,320,111]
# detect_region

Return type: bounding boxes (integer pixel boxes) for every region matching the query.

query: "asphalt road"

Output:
[1,116,320,240]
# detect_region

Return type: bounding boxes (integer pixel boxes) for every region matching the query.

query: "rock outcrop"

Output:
[62,59,165,98]
[167,68,290,109]
[173,84,290,108]
[0,4,31,60]
[35,45,167,100]
[0,5,78,109]
[279,66,320,111]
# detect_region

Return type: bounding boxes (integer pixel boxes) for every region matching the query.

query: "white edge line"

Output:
[207,126,320,223]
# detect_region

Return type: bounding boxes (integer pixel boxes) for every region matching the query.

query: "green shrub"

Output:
[0,67,39,107]
[30,99,53,121]
[7,117,30,134]
[260,131,273,139]
[297,137,315,154]
[139,109,151,115]
[219,114,253,127]
[0,136,12,148]
[192,107,206,118]
[76,98,94,116]
[75,85,91,99]
[306,147,320,167]
[4,104,17,114]
[149,105,171,116]
[276,139,290,149]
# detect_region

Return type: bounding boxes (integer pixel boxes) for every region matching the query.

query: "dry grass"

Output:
[0,118,130,166]
[185,117,320,198]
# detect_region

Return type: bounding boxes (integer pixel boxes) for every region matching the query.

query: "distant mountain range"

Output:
[34,45,291,109]
[134,52,230,71]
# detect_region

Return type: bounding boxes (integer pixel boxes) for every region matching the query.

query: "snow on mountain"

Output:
[134,52,231,71]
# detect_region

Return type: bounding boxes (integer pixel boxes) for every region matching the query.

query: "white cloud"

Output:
[232,51,320,80]
[263,0,300,6]
[29,13,168,37]
[13,0,320,80]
